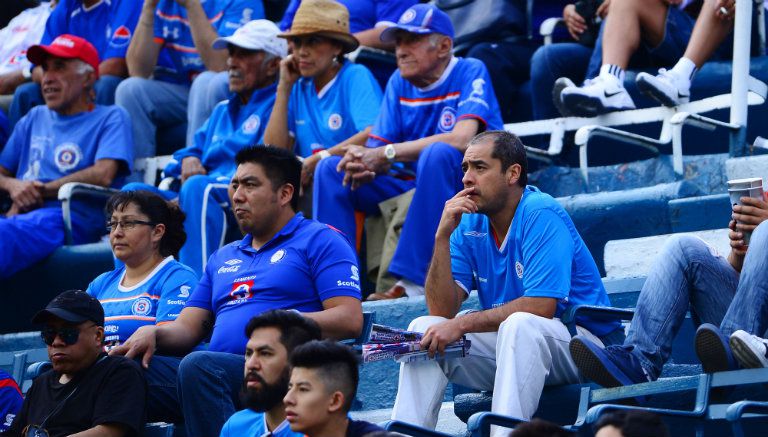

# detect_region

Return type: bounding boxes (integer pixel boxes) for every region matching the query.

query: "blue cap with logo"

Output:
[380,3,455,43]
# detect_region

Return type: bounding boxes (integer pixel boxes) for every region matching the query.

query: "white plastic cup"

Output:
[727,177,763,190]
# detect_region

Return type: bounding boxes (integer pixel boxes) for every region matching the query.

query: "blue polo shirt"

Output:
[86,257,198,347]
[186,213,362,353]
[220,409,302,437]
[166,83,277,179]
[450,186,619,337]
[152,0,260,84]
[42,0,140,61]
[287,61,382,158]
[279,0,418,33]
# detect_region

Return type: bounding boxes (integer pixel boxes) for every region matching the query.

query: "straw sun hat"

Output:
[278,0,359,54]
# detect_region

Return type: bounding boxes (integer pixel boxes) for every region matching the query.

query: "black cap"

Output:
[32,290,105,326]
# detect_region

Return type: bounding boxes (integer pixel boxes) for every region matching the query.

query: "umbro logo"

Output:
[224,259,243,266]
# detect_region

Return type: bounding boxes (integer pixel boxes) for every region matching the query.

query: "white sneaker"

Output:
[636,69,690,107]
[560,74,636,116]
[730,330,768,368]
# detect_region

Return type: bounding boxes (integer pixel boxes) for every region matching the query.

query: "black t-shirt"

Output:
[346,419,384,437]
[3,355,145,437]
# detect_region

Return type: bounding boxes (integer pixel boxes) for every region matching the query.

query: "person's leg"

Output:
[0,207,65,278]
[186,71,229,146]
[143,355,184,423]
[492,312,603,427]
[388,143,463,287]
[178,174,231,277]
[115,77,189,159]
[391,315,497,429]
[7,82,43,128]
[312,156,414,240]
[177,351,245,437]
[530,43,593,119]
[94,75,124,106]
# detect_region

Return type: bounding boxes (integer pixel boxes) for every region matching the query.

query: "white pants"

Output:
[391,312,604,434]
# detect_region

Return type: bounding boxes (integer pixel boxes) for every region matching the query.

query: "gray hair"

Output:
[73,59,95,76]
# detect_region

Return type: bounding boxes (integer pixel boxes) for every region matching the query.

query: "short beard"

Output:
[239,368,290,412]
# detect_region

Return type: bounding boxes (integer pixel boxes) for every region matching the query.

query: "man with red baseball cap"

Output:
[0,34,134,279]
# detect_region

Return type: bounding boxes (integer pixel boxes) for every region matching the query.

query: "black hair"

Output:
[244,310,322,354]
[594,410,669,437]
[105,190,186,258]
[289,340,360,412]
[469,130,528,187]
[510,419,575,437]
[235,146,302,211]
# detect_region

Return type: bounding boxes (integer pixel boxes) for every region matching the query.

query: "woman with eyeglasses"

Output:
[263,0,383,188]
[85,190,198,350]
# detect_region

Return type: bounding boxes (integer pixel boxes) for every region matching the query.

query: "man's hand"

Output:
[181,157,207,183]
[435,187,477,240]
[6,179,44,212]
[728,219,748,257]
[731,194,768,239]
[563,4,587,40]
[108,325,158,369]
[715,0,735,20]
[337,145,390,190]
[279,55,301,88]
[596,0,611,18]
[421,318,464,357]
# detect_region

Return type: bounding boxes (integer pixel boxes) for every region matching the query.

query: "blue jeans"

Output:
[145,352,244,437]
[8,75,123,128]
[115,78,190,159]
[186,71,229,147]
[626,222,768,380]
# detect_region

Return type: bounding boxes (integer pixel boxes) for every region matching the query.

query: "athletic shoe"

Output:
[569,336,651,387]
[560,74,636,117]
[694,323,738,373]
[730,330,768,368]
[636,69,691,107]
[552,77,576,117]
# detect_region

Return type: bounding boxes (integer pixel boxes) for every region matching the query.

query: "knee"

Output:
[115,77,149,106]
[14,81,40,98]
[121,182,155,192]
[499,312,547,338]
[178,351,218,381]
[530,47,548,76]
[408,315,448,332]
[663,234,714,264]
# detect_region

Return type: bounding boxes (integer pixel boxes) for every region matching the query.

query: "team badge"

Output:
[54,143,82,172]
[230,280,254,300]
[438,107,456,132]
[242,114,261,134]
[270,249,286,264]
[110,25,132,48]
[515,261,524,279]
[132,297,153,316]
[328,113,343,130]
[400,8,417,24]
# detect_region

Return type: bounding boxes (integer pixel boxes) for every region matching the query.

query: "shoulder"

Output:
[455,57,489,74]
[97,355,144,380]
[164,259,198,278]
[298,219,352,246]
[347,419,384,436]
[222,409,263,432]
[518,187,571,227]
[342,62,374,80]
[88,269,123,296]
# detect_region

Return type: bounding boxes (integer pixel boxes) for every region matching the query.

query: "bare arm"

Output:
[127,0,162,78]
[386,118,480,162]
[183,0,228,71]
[263,55,299,150]
[354,27,394,50]
[302,296,363,340]
[69,423,128,437]
[727,196,768,272]
[0,70,26,94]
[39,159,120,199]
[99,58,129,78]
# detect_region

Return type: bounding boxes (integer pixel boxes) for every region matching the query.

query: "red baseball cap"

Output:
[27,34,100,77]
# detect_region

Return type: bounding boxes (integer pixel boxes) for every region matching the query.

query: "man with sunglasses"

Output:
[3,290,145,437]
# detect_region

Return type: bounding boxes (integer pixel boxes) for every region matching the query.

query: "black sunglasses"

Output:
[41,323,95,346]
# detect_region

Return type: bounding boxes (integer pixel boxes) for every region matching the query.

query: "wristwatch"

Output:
[384,144,396,162]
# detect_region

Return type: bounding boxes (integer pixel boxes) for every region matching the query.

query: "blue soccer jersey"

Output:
[279,0,417,33]
[367,57,503,151]
[166,84,277,179]
[0,370,22,433]
[450,186,619,337]
[186,213,362,353]
[287,61,382,158]
[42,0,140,61]
[153,0,260,85]
[86,257,198,346]
[220,410,302,437]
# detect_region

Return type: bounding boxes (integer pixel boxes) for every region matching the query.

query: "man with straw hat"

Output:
[312,3,504,299]
[264,0,382,187]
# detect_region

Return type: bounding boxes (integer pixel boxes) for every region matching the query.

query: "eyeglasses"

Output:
[40,323,95,346]
[106,220,156,232]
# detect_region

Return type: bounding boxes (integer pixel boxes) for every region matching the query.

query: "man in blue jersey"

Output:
[116,0,259,160]
[313,3,504,299]
[123,19,287,277]
[0,370,22,433]
[111,146,363,437]
[0,34,133,279]
[220,310,321,437]
[8,0,140,127]
[391,131,623,432]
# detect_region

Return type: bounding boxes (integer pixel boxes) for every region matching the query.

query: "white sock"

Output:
[670,57,697,84]
[599,64,625,85]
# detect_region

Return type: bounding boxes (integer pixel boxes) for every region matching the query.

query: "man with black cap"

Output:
[3,290,145,437]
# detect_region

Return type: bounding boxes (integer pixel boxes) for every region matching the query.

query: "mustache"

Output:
[229,70,243,79]
[245,370,265,384]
